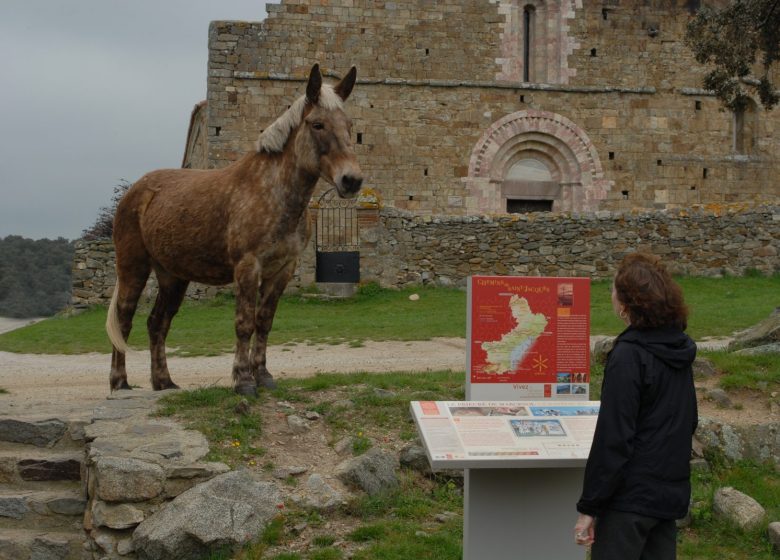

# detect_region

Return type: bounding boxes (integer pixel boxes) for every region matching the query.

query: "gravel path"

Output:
[0,338,466,416]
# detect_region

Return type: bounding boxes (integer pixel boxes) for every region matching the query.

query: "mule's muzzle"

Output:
[338,174,363,198]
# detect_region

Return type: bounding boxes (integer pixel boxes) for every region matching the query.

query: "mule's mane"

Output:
[256,84,344,153]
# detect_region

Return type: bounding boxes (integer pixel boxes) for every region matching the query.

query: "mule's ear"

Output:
[306,64,322,104]
[334,66,357,101]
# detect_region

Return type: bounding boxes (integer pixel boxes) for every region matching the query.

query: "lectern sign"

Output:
[467,276,590,400]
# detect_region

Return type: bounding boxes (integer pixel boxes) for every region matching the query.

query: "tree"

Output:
[81,179,132,240]
[685,0,780,111]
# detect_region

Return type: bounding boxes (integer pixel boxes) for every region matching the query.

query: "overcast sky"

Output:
[0,1,267,240]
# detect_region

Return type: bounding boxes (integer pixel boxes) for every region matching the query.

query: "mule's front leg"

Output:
[251,263,296,390]
[233,258,260,396]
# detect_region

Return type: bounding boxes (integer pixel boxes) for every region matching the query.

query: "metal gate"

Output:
[314,188,360,283]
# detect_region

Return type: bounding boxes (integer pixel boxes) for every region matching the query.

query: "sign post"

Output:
[411,401,599,559]
[443,275,595,559]
[467,276,591,401]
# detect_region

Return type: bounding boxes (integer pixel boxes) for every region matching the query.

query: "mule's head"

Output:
[298,64,363,198]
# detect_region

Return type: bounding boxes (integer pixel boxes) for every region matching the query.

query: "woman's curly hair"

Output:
[614,253,688,330]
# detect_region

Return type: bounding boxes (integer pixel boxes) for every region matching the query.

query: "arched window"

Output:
[523,6,535,82]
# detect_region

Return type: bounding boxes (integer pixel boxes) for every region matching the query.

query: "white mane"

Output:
[256,84,344,153]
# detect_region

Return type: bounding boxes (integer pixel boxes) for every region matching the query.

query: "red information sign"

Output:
[467,276,590,401]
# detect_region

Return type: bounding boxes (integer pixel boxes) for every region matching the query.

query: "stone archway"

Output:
[463,110,611,213]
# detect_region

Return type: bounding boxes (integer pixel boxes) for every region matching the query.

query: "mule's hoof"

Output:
[154,381,180,391]
[235,384,259,397]
[111,380,132,392]
[257,373,277,390]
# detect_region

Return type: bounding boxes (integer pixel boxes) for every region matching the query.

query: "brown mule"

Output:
[106,64,363,396]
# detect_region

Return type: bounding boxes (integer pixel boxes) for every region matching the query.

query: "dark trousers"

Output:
[591,509,677,560]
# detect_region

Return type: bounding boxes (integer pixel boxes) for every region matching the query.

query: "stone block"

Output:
[95,457,165,502]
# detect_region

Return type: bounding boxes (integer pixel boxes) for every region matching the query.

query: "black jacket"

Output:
[577,326,698,520]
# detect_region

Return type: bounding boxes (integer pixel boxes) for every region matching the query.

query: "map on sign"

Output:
[481,295,548,374]
[467,276,590,400]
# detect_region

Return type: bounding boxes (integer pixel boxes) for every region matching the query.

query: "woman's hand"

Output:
[574,513,595,546]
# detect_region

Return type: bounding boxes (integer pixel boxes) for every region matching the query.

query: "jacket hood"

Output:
[618,326,697,370]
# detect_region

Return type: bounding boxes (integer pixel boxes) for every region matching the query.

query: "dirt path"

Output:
[0,338,466,416]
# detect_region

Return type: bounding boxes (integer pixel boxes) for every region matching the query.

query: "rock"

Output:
[734,343,780,356]
[713,487,766,531]
[729,308,780,350]
[304,411,321,421]
[299,474,346,511]
[18,458,81,481]
[768,521,780,553]
[47,496,87,515]
[692,357,718,378]
[335,448,399,496]
[117,537,135,556]
[287,415,310,434]
[435,511,458,523]
[30,535,71,559]
[272,466,308,479]
[92,500,145,529]
[132,470,281,560]
[0,496,28,519]
[373,388,396,399]
[0,418,67,447]
[591,336,615,364]
[399,444,431,474]
[95,457,165,502]
[409,293,420,301]
[696,418,745,462]
[707,388,733,408]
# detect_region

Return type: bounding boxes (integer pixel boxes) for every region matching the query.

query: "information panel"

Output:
[467,276,591,400]
[411,400,599,470]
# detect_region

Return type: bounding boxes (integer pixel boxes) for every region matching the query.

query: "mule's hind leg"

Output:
[251,262,296,390]
[109,263,151,391]
[147,269,189,390]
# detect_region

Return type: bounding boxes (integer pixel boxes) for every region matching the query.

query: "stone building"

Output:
[183,0,779,216]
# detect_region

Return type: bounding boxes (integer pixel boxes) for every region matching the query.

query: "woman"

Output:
[574,253,698,559]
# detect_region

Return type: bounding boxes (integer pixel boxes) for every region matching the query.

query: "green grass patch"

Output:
[3,275,778,355]
[702,351,780,391]
[0,388,8,394]
[155,387,264,466]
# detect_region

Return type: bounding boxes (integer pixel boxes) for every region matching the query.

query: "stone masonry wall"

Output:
[201,0,780,219]
[72,206,780,305]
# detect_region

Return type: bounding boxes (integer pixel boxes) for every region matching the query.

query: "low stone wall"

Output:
[72,205,780,305]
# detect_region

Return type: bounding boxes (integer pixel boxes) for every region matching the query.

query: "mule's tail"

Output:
[106,283,128,353]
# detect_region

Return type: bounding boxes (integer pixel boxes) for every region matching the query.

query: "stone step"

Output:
[0,488,86,532]
[0,444,83,485]
[0,416,88,450]
[0,528,87,560]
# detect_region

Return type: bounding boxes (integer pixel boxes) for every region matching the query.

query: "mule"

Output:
[106,64,363,396]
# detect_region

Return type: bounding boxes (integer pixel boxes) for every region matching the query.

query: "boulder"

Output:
[713,487,766,531]
[132,470,281,560]
[335,448,399,496]
[768,521,780,553]
[399,444,431,474]
[296,474,346,511]
[728,308,780,350]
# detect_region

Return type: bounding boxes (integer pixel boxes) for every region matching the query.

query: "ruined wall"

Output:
[200,0,780,217]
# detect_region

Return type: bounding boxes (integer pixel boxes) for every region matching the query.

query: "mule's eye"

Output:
[312,122,324,130]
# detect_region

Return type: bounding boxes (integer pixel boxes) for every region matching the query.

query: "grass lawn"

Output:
[0,274,778,355]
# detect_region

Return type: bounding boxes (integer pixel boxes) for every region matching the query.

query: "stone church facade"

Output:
[183,0,780,215]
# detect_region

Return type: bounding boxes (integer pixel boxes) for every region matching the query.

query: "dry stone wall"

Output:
[72,206,780,305]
